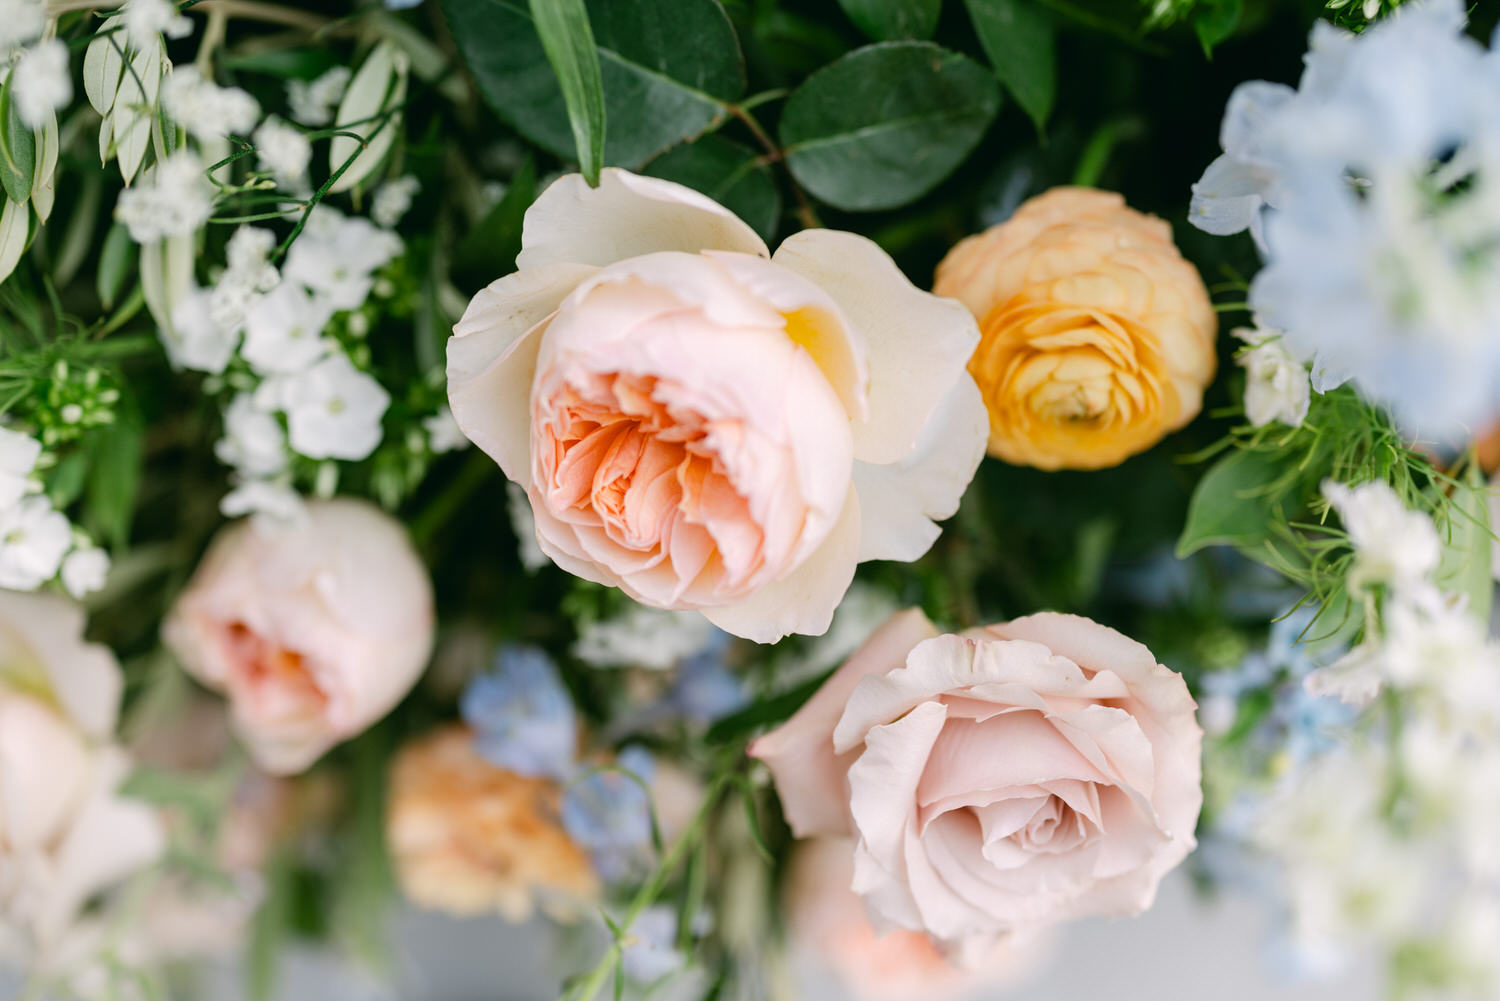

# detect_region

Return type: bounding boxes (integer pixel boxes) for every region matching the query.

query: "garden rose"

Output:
[163,498,435,775]
[934,187,1217,471]
[447,169,986,643]
[752,609,1202,959]
[0,591,165,952]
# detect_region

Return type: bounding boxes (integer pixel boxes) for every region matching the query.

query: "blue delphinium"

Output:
[666,632,746,726]
[461,645,578,780]
[561,745,656,882]
[619,906,685,983]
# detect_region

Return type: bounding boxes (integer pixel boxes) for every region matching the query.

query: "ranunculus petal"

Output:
[771,229,982,466]
[851,374,987,563]
[517,169,769,272]
[750,608,940,838]
[447,262,597,484]
[703,487,861,643]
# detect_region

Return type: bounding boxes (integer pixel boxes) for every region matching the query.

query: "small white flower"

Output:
[161,67,259,140]
[1321,479,1441,593]
[115,152,214,244]
[372,175,419,228]
[253,118,312,190]
[12,40,72,129]
[0,0,46,50]
[164,287,240,374]
[242,283,335,375]
[1304,643,1386,707]
[123,0,192,49]
[506,480,549,572]
[283,208,402,310]
[282,354,390,460]
[573,603,717,670]
[1236,328,1310,428]
[286,66,350,127]
[0,426,42,510]
[207,226,281,334]
[220,479,305,523]
[215,394,288,478]
[0,495,71,591]
[422,406,468,454]
[61,547,111,599]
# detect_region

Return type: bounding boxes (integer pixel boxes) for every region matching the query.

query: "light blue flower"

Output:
[620,906,685,983]
[667,633,746,725]
[561,746,655,882]
[461,645,578,780]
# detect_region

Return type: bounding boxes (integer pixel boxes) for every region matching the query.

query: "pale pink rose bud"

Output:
[163,498,435,775]
[447,169,988,643]
[752,609,1202,961]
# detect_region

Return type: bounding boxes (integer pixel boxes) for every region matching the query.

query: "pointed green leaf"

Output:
[836,0,942,40]
[964,0,1056,131]
[529,0,605,184]
[0,78,36,204]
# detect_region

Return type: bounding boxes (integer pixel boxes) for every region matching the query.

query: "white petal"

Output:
[851,373,986,563]
[517,168,769,272]
[771,229,981,465]
[702,487,861,643]
[446,262,596,484]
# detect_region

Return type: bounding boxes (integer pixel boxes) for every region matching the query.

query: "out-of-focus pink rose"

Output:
[0,591,165,953]
[163,498,435,775]
[447,169,987,643]
[785,838,1052,1001]
[752,609,1202,960]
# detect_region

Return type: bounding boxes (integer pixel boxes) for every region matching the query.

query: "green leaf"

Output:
[0,77,36,205]
[0,198,30,286]
[529,0,606,185]
[452,157,537,292]
[97,223,137,309]
[85,413,144,549]
[1192,0,1242,57]
[642,135,780,242]
[1435,464,1494,624]
[441,0,743,168]
[779,42,1000,212]
[964,0,1056,131]
[836,0,942,40]
[328,42,407,195]
[705,668,834,744]
[1176,449,1286,557]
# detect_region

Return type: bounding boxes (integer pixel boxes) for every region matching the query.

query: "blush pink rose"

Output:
[752,609,1202,960]
[447,169,987,643]
[163,499,434,775]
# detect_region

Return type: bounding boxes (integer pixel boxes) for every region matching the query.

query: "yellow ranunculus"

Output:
[935,187,1217,471]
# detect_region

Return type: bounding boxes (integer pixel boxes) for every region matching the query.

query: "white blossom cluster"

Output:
[1247,480,1500,995]
[1191,0,1500,440]
[0,427,109,597]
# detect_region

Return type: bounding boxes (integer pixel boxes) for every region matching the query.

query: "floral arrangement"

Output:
[1,0,1498,999]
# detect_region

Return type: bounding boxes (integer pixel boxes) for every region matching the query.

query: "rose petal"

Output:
[850,372,987,563]
[703,486,861,643]
[517,169,769,272]
[771,229,981,465]
[447,261,597,484]
[751,608,939,838]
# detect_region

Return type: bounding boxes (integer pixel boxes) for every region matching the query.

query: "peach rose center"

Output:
[217,620,329,721]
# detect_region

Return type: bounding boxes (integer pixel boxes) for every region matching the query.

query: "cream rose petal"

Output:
[0,591,123,740]
[517,168,770,272]
[771,229,982,466]
[447,261,598,485]
[749,608,940,837]
[702,487,862,644]
[850,374,987,563]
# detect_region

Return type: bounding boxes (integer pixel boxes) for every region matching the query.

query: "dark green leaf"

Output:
[779,42,1000,212]
[1176,449,1286,557]
[453,158,537,293]
[97,223,136,309]
[84,412,144,549]
[836,0,942,40]
[964,0,1056,131]
[642,135,780,242]
[1193,0,1242,57]
[529,0,606,184]
[441,0,742,168]
[47,449,90,510]
[0,77,36,205]
[705,668,833,744]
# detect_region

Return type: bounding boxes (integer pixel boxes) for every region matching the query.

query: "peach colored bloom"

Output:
[163,499,434,775]
[934,187,1217,471]
[448,169,986,642]
[785,838,1052,1001]
[752,609,1202,960]
[386,725,598,921]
